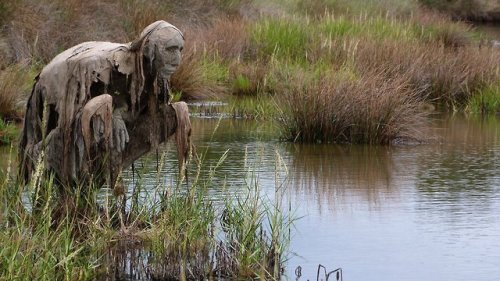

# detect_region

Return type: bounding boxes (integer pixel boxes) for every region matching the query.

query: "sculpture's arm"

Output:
[81,95,130,156]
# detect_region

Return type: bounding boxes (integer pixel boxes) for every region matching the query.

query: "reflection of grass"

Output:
[0,150,292,280]
[229,95,279,119]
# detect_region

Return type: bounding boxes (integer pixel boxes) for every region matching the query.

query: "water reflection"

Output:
[416,114,500,210]
[176,114,500,281]
[287,143,397,212]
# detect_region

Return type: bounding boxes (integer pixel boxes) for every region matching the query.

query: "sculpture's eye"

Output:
[166,46,178,52]
[179,46,183,52]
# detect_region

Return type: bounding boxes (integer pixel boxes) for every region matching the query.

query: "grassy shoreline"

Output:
[1,0,499,146]
[0,148,292,280]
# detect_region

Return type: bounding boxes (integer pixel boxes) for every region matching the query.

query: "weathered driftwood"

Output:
[19,21,191,188]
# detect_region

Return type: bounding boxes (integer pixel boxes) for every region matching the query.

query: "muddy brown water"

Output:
[125,113,500,281]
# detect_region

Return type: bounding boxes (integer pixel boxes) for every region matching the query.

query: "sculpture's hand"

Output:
[110,109,129,153]
[81,94,113,157]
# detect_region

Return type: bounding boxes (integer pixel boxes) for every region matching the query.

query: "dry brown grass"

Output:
[279,69,428,144]
[170,17,251,100]
[121,0,171,37]
[170,50,226,101]
[0,63,33,120]
[411,9,475,47]
[181,18,250,61]
[354,38,500,107]
[5,0,130,63]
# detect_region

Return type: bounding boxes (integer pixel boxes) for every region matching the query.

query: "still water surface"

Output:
[131,113,500,281]
[2,114,499,280]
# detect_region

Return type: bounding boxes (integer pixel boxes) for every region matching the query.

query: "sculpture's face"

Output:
[147,28,184,80]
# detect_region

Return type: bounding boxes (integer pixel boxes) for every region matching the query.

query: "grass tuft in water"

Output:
[277,69,428,144]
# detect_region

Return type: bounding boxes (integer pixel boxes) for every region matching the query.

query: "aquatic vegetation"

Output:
[170,50,227,101]
[0,148,292,280]
[278,70,428,144]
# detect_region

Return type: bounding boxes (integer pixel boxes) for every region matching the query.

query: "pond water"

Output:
[130,113,500,281]
[4,113,500,280]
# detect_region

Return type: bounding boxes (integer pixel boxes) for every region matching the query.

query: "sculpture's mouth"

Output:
[159,67,177,77]
[154,63,179,103]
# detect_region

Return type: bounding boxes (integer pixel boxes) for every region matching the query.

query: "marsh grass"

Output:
[170,50,226,101]
[0,154,105,280]
[295,0,417,18]
[0,63,35,120]
[251,18,312,63]
[0,145,292,280]
[353,38,500,108]
[0,63,36,145]
[278,70,428,144]
[467,82,500,114]
[319,14,422,42]
[0,120,19,145]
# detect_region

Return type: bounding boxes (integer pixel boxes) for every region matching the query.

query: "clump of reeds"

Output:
[0,145,292,280]
[0,151,108,280]
[278,69,428,144]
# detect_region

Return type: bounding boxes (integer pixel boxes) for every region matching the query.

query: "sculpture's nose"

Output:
[170,50,181,67]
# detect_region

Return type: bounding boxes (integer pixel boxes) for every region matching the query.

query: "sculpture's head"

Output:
[131,21,184,86]
[144,25,184,80]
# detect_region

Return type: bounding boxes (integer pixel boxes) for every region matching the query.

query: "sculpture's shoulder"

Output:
[55,41,129,63]
[40,41,132,78]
